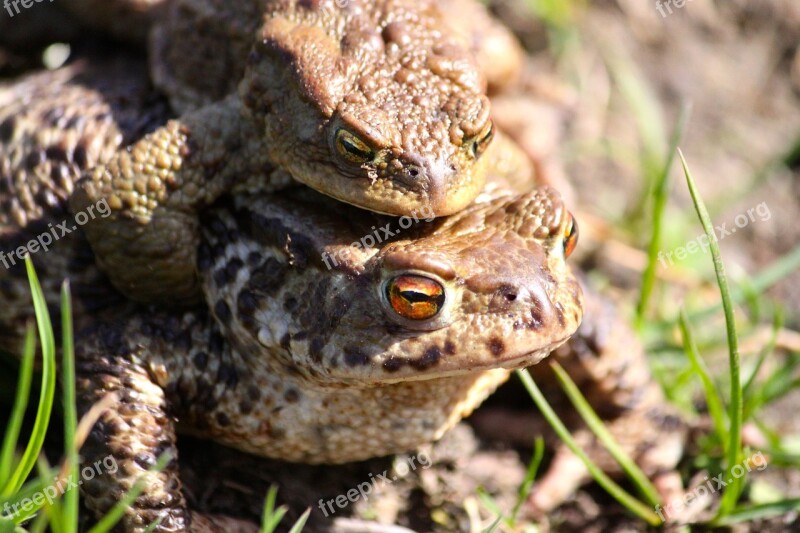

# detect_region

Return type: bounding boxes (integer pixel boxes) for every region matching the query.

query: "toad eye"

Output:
[470,121,495,158]
[384,275,445,321]
[563,213,579,258]
[334,128,375,165]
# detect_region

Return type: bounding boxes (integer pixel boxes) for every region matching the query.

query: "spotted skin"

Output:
[70,0,533,304]
[0,56,169,352]
[75,185,582,531]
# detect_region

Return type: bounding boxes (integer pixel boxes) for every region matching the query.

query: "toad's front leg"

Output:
[70,96,275,307]
[76,312,259,532]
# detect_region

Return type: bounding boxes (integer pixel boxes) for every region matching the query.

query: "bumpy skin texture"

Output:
[0,56,170,351]
[435,0,525,92]
[75,185,582,531]
[151,0,523,112]
[71,0,533,304]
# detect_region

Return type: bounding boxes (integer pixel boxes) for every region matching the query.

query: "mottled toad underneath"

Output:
[75,185,582,531]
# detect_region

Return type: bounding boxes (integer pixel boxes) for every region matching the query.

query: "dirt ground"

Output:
[3,0,800,531]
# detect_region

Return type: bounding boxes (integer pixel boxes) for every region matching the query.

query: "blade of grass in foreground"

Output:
[0,476,49,523]
[636,102,691,329]
[61,282,80,532]
[714,498,800,526]
[678,309,728,448]
[515,369,661,525]
[510,437,545,524]
[287,509,310,533]
[260,486,287,533]
[549,362,662,507]
[2,257,57,498]
[742,308,782,419]
[260,485,310,533]
[0,327,36,490]
[679,150,743,517]
[0,516,16,533]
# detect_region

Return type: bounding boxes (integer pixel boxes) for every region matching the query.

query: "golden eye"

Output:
[384,275,445,321]
[471,121,495,158]
[334,128,375,164]
[563,213,579,258]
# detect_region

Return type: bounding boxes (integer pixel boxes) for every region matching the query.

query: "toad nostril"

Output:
[407,165,423,179]
[504,292,517,302]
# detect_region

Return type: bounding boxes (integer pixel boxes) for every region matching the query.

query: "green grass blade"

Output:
[511,437,544,523]
[286,508,310,533]
[678,309,728,446]
[141,517,164,533]
[2,257,57,497]
[86,452,171,533]
[482,514,503,533]
[678,150,743,517]
[60,282,79,533]
[36,456,62,533]
[525,0,582,29]
[476,488,503,517]
[754,375,800,411]
[636,102,691,328]
[515,369,661,525]
[0,476,49,523]
[670,242,800,329]
[0,327,36,490]
[0,516,15,533]
[742,307,782,407]
[260,486,287,533]
[549,362,662,506]
[712,498,800,526]
[476,489,506,532]
[30,512,48,533]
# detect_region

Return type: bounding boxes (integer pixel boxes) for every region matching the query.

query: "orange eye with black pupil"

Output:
[563,213,579,258]
[385,275,445,321]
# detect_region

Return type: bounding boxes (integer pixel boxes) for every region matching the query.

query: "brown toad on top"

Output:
[70,0,533,305]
